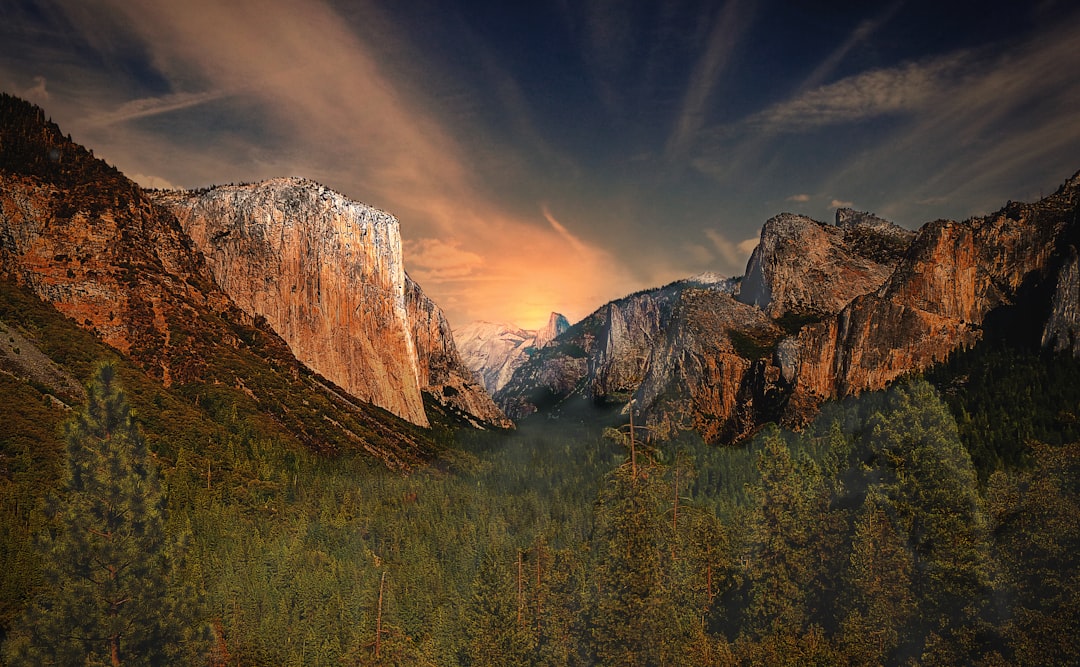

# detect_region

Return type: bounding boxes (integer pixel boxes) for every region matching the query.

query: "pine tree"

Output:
[839,490,917,666]
[589,462,679,666]
[463,550,530,666]
[3,363,207,665]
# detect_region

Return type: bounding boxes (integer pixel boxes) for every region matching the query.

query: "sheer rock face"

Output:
[635,289,782,443]
[454,312,569,396]
[1043,245,1080,355]
[153,180,507,429]
[493,277,736,420]
[497,176,1080,443]
[737,210,913,319]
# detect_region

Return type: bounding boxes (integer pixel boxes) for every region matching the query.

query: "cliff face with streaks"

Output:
[0,94,482,467]
[151,179,508,429]
[494,274,739,420]
[781,181,1080,423]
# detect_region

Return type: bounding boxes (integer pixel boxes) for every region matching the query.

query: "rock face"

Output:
[494,276,738,420]
[782,185,1079,422]
[151,179,508,429]
[736,210,913,319]
[454,312,569,395]
[497,178,1080,443]
[0,95,232,387]
[1043,245,1080,355]
[0,94,479,467]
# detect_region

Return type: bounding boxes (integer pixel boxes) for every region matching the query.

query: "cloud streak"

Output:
[664,0,755,162]
[21,0,641,328]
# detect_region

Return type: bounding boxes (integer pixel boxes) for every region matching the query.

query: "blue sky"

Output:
[3,0,1080,329]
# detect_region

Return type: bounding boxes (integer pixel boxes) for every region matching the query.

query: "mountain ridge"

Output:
[496,177,1080,443]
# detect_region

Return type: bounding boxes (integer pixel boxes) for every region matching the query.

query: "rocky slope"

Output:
[0,94,476,467]
[497,184,1080,443]
[454,312,569,395]
[151,180,508,429]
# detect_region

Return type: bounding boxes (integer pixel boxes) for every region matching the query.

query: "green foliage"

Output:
[926,342,1080,480]
[726,328,778,360]
[1,271,1078,665]
[3,364,209,665]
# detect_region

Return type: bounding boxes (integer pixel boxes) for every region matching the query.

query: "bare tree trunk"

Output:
[375,571,386,660]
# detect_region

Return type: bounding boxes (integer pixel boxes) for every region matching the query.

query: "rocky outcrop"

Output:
[1043,245,1080,355]
[494,276,737,419]
[636,289,783,443]
[0,94,456,468]
[454,312,569,396]
[497,176,1080,443]
[782,185,1079,422]
[737,210,914,320]
[152,179,507,429]
[405,276,512,428]
[535,312,571,349]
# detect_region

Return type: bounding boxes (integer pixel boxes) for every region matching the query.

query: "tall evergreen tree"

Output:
[589,462,679,666]
[3,363,207,665]
[839,490,917,666]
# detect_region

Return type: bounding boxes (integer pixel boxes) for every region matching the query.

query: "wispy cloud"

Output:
[664,0,756,162]
[830,199,854,208]
[703,228,759,274]
[86,90,228,126]
[20,0,643,327]
[798,2,904,92]
[542,205,593,257]
[743,57,965,134]
[787,193,811,203]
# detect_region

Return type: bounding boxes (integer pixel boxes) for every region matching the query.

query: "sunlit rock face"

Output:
[153,179,508,429]
[737,209,913,319]
[0,99,235,387]
[783,178,1080,424]
[497,175,1080,442]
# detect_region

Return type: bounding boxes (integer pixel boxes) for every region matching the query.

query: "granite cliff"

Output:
[151,180,508,429]
[0,94,498,467]
[497,185,1080,443]
[494,274,738,420]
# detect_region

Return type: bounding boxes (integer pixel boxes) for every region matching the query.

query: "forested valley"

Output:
[2,276,1079,666]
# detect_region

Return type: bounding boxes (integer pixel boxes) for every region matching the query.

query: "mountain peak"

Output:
[536,312,570,348]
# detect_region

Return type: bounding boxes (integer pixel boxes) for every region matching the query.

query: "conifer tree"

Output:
[464,550,530,666]
[589,461,678,666]
[3,363,207,665]
[839,490,917,666]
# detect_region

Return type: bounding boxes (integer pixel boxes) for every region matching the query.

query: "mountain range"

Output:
[453,312,570,395]
[492,183,1080,444]
[3,91,1079,461]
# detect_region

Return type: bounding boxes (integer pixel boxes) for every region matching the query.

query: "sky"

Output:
[3,0,1080,330]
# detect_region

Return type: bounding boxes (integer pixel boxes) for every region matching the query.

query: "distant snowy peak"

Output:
[681,272,739,293]
[455,312,569,394]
